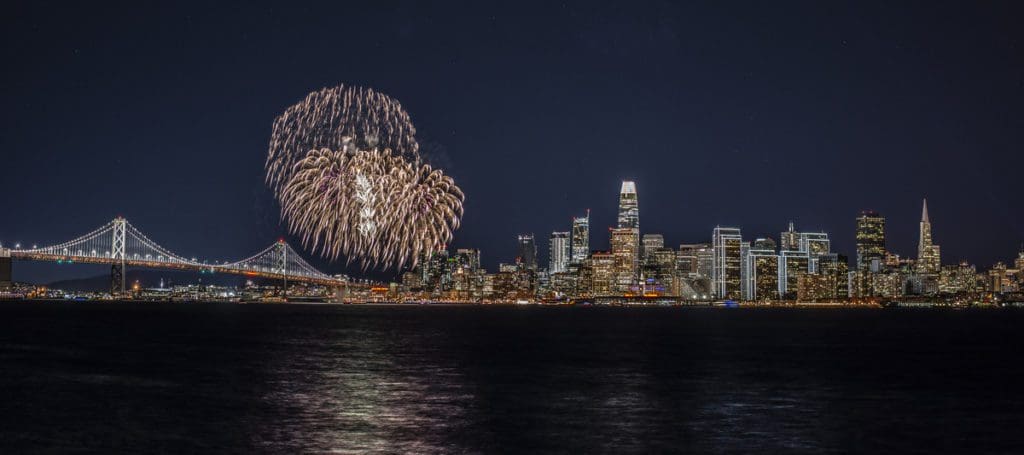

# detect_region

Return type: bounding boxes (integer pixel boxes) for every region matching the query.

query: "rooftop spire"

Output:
[921,198,929,223]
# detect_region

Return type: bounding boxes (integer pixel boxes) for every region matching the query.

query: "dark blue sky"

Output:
[3,1,1022,282]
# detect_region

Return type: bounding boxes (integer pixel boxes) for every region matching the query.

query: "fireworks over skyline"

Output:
[266,85,421,194]
[268,85,464,270]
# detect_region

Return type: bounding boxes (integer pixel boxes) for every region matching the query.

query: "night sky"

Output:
[3,1,1023,283]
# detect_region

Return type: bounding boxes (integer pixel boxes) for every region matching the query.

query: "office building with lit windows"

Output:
[571,211,590,264]
[779,250,810,299]
[856,211,886,272]
[517,234,537,271]
[617,181,639,230]
[549,232,570,274]
[611,227,640,294]
[780,221,800,251]
[642,234,664,263]
[588,251,615,296]
[744,244,779,301]
[712,227,743,299]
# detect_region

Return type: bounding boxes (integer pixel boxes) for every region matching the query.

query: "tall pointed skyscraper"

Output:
[917,199,941,274]
[617,181,639,230]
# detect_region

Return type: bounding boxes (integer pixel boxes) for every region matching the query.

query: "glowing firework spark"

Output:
[266,84,419,193]
[279,146,464,269]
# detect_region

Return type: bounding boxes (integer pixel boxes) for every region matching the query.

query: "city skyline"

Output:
[505,181,1018,283]
[2,2,1023,283]
[3,178,1022,285]
[394,178,1021,303]
[5,4,1024,453]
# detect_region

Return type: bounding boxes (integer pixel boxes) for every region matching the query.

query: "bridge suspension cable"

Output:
[9,217,353,286]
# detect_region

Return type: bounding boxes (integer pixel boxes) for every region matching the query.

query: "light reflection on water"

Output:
[1,304,1024,453]
[251,327,475,453]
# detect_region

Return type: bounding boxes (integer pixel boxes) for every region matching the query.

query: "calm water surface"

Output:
[1,302,1023,453]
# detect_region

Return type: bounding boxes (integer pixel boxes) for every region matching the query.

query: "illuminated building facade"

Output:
[550,263,580,297]
[872,272,905,298]
[642,234,664,263]
[646,247,677,295]
[939,262,978,294]
[455,248,481,273]
[617,181,639,230]
[677,244,703,276]
[517,234,537,271]
[422,249,450,292]
[571,210,590,264]
[611,228,640,294]
[549,231,570,274]
[744,246,779,301]
[799,232,831,271]
[589,251,615,296]
[800,253,848,299]
[778,250,809,299]
[712,227,743,299]
[856,211,886,272]
[780,221,799,251]
[917,199,941,275]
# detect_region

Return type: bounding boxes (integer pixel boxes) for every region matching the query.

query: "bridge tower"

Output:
[0,248,11,291]
[276,240,288,301]
[110,217,126,297]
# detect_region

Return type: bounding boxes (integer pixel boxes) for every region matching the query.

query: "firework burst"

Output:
[267,84,464,269]
[278,145,463,270]
[266,84,419,193]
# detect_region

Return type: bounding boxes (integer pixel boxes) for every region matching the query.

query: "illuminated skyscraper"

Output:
[798,231,830,273]
[454,248,481,272]
[798,232,830,256]
[712,227,743,299]
[422,249,450,291]
[642,234,664,263]
[939,262,977,294]
[549,231,570,274]
[780,221,799,251]
[610,227,640,294]
[917,199,941,274]
[647,247,677,295]
[570,210,590,264]
[677,244,704,276]
[856,211,886,271]
[695,244,715,280]
[778,250,810,299]
[588,251,615,296]
[744,243,779,301]
[617,181,639,230]
[517,234,537,271]
[809,253,849,299]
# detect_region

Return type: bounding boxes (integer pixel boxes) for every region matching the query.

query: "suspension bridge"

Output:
[1,217,366,295]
